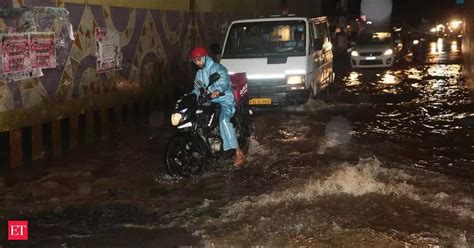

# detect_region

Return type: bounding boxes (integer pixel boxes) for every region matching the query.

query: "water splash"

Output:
[155,157,473,246]
[222,158,417,219]
[282,99,328,112]
[318,116,352,154]
[247,134,270,157]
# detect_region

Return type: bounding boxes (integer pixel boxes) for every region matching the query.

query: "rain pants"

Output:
[192,56,238,151]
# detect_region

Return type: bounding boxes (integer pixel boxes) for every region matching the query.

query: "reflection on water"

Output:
[379,71,397,85]
[429,38,445,55]
[342,64,473,174]
[437,38,444,54]
[427,38,462,64]
[407,67,423,80]
[451,40,459,52]
[430,42,438,55]
[345,71,361,86]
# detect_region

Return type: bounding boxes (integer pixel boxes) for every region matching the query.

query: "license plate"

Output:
[366,56,376,60]
[249,98,272,105]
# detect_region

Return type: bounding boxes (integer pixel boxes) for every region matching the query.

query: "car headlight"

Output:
[171,113,183,126]
[384,49,393,55]
[287,75,304,85]
[351,50,359,56]
[413,40,420,45]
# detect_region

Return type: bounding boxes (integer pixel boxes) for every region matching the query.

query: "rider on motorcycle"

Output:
[190,47,246,168]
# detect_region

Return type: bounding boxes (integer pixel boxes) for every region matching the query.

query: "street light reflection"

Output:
[451,40,458,52]
[381,71,397,85]
[437,38,444,53]
[430,42,437,54]
[430,38,445,55]
[346,71,361,86]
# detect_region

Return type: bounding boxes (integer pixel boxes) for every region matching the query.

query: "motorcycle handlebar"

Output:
[201,92,225,102]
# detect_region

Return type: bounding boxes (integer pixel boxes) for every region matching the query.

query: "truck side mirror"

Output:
[313,38,324,51]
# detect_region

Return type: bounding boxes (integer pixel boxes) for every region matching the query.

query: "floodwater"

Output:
[0,38,472,247]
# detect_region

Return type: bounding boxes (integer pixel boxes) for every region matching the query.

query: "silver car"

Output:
[350,31,403,68]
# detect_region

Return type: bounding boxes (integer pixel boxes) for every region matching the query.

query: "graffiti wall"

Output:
[0,0,251,132]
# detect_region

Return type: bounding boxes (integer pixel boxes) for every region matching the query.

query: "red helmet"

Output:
[190,47,208,60]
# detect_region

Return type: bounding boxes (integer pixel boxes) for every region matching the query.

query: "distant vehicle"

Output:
[350,30,403,68]
[219,16,334,106]
[447,20,463,40]
[407,31,426,61]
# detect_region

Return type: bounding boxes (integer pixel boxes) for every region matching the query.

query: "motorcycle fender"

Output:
[167,132,210,155]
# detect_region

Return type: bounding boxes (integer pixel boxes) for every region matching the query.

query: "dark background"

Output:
[322,0,461,27]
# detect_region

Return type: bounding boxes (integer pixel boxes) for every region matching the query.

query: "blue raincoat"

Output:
[192,56,238,151]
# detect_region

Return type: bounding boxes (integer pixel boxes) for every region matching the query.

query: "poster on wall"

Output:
[4,69,43,82]
[30,32,56,69]
[95,27,122,73]
[0,35,3,77]
[2,33,31,74]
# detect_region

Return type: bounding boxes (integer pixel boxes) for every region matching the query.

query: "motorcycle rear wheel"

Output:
[166,135,208,177]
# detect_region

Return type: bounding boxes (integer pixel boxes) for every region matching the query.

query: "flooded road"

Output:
[0,38,473,247]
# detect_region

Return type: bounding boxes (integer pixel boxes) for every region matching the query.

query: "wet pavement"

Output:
[0,38,473,247]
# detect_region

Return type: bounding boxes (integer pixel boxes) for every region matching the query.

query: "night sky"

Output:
[392,0,459,24]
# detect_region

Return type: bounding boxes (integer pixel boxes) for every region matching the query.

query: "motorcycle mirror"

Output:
[208,73,220,86]
[194,80,204,88]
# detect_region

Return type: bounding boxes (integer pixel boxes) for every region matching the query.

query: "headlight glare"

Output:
[384,49,393,55]
[171,113,183,126]
[287,75,304,85]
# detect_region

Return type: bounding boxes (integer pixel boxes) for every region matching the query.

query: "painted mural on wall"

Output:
[0,0,242,131]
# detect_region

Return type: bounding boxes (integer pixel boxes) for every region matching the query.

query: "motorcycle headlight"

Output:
[351,50,359,57]
[287,75,304,85]
[384,49,393,56]
[171,113,183,126]
[413,39,420,45]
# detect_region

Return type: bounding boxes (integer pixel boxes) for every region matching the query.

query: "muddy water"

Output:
[333,64,474,179]
[0,39,473,247]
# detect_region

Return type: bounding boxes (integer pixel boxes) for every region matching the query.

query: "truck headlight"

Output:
[287,75,304,85]
[171,113,182,126]
[384,49,393,55]
[351,50,359,56]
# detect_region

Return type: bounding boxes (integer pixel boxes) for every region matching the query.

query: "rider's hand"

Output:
[211,91,220,99]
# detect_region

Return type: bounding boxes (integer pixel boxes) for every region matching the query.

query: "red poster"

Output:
[30,32,56,69]
[2,33,31,74]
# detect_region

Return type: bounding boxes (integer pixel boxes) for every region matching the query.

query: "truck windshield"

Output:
[222,20,307,59]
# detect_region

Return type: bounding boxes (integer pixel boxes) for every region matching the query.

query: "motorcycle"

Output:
[166,72,251,177]
[408,32,424,62]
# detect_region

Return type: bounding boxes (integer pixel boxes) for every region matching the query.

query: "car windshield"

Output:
[357,32,392,45]
[223,20,306,59]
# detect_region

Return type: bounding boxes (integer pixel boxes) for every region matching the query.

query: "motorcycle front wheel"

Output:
[166,135,208,177]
